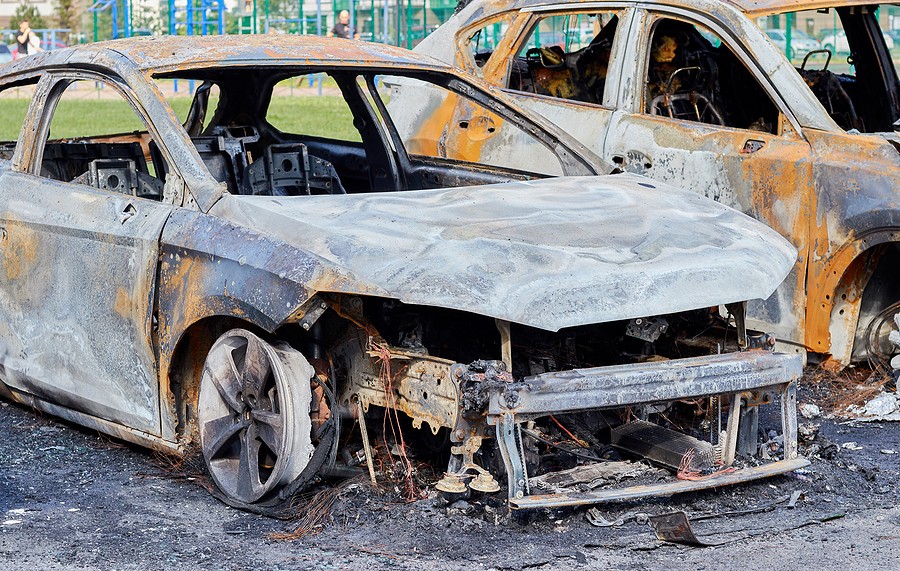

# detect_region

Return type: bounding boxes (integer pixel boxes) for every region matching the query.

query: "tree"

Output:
[54,0,78,31]
[11,2,48,31]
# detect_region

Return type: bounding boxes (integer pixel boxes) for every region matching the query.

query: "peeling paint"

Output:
[414,0,900,366]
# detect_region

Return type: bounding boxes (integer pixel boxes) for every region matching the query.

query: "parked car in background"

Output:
[0,36,803,515]
[820,29,851,53]
[764,29,821,59]
[817,27,841,42]
[0,45,12,64]
[412,0,900,370]
[821,28,894,53]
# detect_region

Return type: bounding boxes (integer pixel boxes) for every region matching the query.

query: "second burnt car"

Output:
[411,0,900,371]
[0,36,802,513]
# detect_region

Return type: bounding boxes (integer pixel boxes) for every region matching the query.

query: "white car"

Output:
[822,29,894,53]
[764,29,821,59]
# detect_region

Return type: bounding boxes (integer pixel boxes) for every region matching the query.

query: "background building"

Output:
[0,1,56,27]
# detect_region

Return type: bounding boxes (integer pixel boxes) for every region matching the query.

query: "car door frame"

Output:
[0,67,182,437]
[482,5,636,156]
[604,5,817,356]
[453,9,530,81]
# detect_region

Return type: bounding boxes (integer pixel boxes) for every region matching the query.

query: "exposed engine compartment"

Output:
[280,294,802,509]
[362,297,738,373]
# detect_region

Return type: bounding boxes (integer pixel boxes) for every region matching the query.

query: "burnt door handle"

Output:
[119,203,137,225]
[741,139,766,154]
[611,152,652,173]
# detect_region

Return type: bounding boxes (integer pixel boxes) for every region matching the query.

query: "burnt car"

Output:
[411,0,900,370]
[0,36,803,513]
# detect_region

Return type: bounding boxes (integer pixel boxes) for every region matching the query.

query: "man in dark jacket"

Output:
[327,10,359,40]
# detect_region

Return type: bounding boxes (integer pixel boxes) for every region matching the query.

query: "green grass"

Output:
[0,99,31,142]
[267,96,360,142]
[0,95,359,145]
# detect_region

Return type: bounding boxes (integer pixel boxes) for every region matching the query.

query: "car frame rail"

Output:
[486,350,807,509]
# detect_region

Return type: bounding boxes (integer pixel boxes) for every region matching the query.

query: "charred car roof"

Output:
[0,35,456,79]
[451,0,877,16]
[731,0,878,16]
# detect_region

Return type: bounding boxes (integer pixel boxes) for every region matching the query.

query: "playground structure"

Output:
[86,1,227,40]
[168,0,226,36]
[88,0,132,41]
[236,0,457,48]
[5,1,460,50]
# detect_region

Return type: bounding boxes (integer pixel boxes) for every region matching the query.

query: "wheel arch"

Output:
[851,243,900,361]
[157,291,349,446]
[808,230,900,367]
[160,312,268,446]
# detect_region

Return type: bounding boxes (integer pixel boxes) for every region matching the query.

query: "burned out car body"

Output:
[412,0,900,369]
[0,36,803,511]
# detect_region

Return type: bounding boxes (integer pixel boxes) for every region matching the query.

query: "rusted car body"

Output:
[0,36,804,512]
[411,0,900,369]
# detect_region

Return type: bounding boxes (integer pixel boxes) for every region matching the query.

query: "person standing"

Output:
[15,19,43,59]
[327,10,360,40]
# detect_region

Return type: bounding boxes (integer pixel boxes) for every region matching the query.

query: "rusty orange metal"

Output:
[0,32,809,513]
[414,0,900,368]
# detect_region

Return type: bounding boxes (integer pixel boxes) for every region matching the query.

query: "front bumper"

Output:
[486,350,806,508]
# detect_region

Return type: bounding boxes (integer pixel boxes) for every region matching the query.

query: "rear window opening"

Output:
[757,4,900,133]
[507,11,620,106]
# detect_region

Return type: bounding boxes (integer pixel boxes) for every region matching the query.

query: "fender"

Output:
[154,207,389,442]
[807,228,900,364]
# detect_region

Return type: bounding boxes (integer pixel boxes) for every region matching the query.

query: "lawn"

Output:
[0,95,360,144]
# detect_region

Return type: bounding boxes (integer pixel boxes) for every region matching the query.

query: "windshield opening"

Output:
[755,3,900,132]
[151,67,572,197]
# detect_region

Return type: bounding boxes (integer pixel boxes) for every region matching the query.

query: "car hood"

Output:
[212,174,797,331]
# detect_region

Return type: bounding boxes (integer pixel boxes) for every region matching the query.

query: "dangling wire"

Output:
[371,341,421,501]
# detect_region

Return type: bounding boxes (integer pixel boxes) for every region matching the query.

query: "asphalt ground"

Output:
[1,377,898,571]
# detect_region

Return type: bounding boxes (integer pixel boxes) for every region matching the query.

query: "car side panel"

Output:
[385,79,567,176]
[500,92,614,163]
[0,170,171,434]
[603,7,814,352]
[803,129,900,364]
[604,113,812,347]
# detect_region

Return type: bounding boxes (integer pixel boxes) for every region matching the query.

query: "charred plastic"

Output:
[287,296,804,508]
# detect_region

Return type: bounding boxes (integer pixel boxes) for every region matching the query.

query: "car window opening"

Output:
[759,4,900,133]
[0,78,43,162]
[507,12,620,106]
[38,79,170,201]
[645,18,780,134]
[153,68,567,198]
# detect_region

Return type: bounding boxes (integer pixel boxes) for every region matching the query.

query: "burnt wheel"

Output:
[198,329,315,504]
